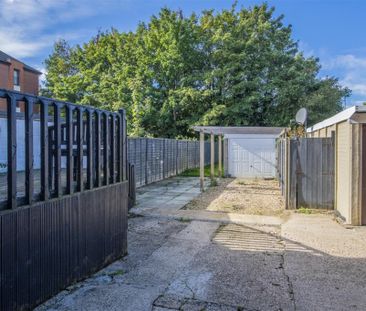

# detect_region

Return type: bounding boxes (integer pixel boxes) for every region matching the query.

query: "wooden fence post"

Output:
[218,134,222,178]
[200,130,205,191]
[163,139,166,179]
[210,132,214,180]
[145,138,149,185]
[176,140,179,175]
[285,138,289,209]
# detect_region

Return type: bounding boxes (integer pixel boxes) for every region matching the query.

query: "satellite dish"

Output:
[295,108,308,125]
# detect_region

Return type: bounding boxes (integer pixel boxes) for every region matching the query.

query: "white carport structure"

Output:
[192,126,284,191]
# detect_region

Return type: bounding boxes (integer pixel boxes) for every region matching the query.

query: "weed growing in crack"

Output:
[108,269,125,277]
[296,207,313,214]
[177,217,191,223]
[210,178,218,187]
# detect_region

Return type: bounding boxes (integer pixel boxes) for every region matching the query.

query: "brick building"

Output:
[0,50,41,111]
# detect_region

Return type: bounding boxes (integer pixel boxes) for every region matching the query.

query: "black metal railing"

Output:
[0,89,127,210]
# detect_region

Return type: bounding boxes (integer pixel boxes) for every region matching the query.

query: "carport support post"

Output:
[218,134,222,178]
[200,130,205,192]
[211,132,215,180]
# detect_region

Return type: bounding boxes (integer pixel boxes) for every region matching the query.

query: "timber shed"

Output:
[307,105,366,225]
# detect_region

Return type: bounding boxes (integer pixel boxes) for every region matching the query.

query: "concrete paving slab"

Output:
[132,177,284,227]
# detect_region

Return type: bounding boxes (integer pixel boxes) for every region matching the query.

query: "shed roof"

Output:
[0,50,42,75]
[192,126,284,135]
[307,105,366,133]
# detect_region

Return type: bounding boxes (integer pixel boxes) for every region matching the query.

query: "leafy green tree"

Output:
[43,39,81,103]
[131,9,211,137]
[303,77,350,125]
[43,3,350,138]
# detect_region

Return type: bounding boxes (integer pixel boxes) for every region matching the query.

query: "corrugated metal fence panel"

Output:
[127,138,218,188]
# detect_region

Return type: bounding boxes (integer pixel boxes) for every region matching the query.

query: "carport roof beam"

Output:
[192,126,284,136]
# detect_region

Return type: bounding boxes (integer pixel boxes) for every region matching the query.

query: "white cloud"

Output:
[323,54,366,70]
[0,0,96,58]
[0,32,49,58]
[298,41,315,58]
[340,72,366,96]
[354,100,366,105]
[319,54,366,102]
[35,66,47,87]
[297,42,366,103]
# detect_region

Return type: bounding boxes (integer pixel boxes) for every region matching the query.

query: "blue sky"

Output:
[1,0,366,105]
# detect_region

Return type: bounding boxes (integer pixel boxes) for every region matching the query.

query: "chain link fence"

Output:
[128,137,218,187]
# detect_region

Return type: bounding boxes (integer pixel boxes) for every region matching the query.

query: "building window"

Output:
[13,69,20,86]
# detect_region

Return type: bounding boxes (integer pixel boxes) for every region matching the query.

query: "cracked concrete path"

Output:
[37,218,292,311]
[37,177,366,311]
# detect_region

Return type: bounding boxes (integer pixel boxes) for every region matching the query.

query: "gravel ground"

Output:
[185,177,288,217]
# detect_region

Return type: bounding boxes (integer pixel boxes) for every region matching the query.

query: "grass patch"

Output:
[210,178,218,187]
[296,207,313,214]
[179,164,222,177]
[108,269,125,277]
[128,213,144,218]
[177,216,191,223]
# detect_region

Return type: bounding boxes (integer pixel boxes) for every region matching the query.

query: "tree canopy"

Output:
[43,3,350,138]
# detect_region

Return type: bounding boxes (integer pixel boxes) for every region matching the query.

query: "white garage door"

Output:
[228,137,276,178]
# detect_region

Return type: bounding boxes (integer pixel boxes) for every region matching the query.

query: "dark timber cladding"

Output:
[0,88,129,310]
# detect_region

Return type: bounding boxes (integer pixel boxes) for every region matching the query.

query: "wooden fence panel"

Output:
[286,137,334,209]
[127,137,218,188]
